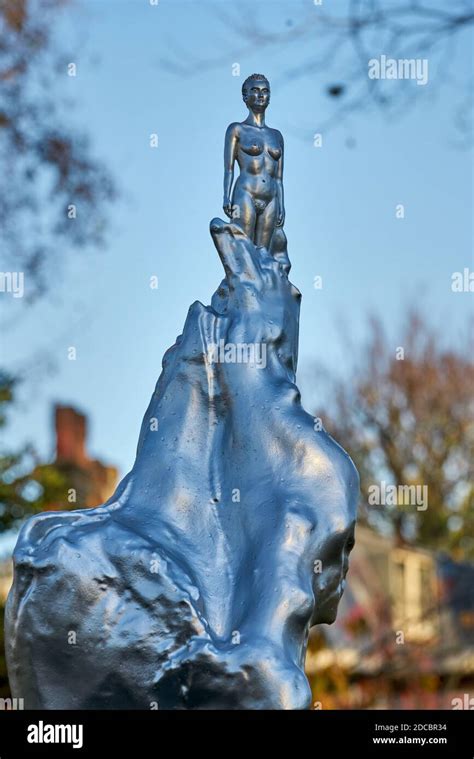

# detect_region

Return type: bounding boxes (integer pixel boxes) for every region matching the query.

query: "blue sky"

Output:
[3,0,473,495]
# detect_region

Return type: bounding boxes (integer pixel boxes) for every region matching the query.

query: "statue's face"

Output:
[244,79,270,113]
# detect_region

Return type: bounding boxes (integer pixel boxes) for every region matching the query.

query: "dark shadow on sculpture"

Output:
[5,76,359,710]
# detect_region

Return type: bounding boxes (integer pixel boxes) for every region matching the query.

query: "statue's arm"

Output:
[276,131,285,227]
[223,123,239,218]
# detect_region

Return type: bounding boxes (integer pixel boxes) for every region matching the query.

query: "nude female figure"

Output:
[223,74,285,249]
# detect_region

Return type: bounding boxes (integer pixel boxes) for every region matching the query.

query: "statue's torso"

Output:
[234,123,282,201]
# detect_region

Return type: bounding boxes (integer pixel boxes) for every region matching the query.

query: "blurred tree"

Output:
[315,311,474,559]
[0,0,115,303]
[0,372,68,532]
[162,0,473,143]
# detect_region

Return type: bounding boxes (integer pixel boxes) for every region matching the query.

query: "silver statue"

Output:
[223,74,284,249]
[5,75,358,710]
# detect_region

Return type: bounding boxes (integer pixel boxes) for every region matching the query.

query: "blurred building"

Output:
[43,405,119,509]
[306,525,474,709]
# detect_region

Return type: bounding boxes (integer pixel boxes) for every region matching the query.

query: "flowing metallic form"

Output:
[5,75,358,710]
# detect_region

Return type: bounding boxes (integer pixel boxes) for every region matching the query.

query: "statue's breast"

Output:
[240,141,281,161]
[267,145,281,160]
[240,141,264,156]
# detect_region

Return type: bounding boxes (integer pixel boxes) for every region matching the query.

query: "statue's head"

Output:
[242,73,270,113]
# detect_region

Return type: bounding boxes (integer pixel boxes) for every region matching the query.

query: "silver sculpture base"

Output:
[5,221,358,709]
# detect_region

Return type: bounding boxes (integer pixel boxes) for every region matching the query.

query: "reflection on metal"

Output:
[5,75,358,709]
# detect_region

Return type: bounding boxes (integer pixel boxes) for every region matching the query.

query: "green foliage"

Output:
[0,372,69,532]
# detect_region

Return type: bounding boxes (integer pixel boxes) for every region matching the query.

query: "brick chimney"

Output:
[55,406,88,466]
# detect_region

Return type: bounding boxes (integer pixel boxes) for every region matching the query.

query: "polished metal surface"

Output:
[223,73,285,249]
[5,75,358,710]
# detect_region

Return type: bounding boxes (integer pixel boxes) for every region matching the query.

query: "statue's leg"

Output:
[231,187,256,240]
[255,198,277,249]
